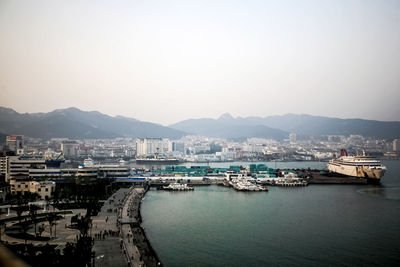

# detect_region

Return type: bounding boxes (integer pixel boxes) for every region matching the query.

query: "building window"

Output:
[45,188,48,192]
[38,188,41,192]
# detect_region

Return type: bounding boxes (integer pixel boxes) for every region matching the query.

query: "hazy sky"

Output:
[0,0,399,125]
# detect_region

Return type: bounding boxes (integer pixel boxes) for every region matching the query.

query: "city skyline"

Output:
[1,0,399,124]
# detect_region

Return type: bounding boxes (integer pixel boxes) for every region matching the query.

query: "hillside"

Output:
[170,113,288,140]
[171,113,400,139]
[0,107,186,139]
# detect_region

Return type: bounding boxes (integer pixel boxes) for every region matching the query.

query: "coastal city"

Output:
[0,133,398,266]
[1,134,399,195]
[1,0,400,266]
[2,133,400,165]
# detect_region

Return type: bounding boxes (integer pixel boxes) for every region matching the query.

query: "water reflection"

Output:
[357,187,400,200]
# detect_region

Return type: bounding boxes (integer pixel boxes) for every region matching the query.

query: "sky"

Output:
[0,0,399,125]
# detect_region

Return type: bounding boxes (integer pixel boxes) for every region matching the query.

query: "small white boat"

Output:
[162,183,194,191]
[232,179,268,191]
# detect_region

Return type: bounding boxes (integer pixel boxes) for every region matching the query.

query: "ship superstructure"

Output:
[327,149,386,180]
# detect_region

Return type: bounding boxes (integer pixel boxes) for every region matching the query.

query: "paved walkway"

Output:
[93,187,152,267]
[120,187,144,267]
[92,188,129,267]
[121,187,160,267]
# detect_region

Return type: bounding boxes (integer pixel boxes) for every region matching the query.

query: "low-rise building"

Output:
[6,156,47,182]
[98,166,130,178]
[77,167,98,179]
[9,179,55,200]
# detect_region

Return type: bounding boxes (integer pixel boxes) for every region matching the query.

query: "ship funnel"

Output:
[340,149,348,157]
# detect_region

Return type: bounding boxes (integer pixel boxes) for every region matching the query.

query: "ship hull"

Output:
[327,162,385,180]
[135,159,180,164]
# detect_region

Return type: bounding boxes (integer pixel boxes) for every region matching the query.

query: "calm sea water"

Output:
[141,161,400,266]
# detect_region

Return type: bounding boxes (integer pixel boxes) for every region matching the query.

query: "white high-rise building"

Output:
[61,140,78,158]
[6,135,24,154]
[136,138,163,157]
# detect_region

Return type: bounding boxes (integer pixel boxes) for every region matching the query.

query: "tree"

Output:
[37,223,45,237]
[46,213,58,238]
[13,194,28,223]
[76,216,91,238]
[0,221,4,241]
[15,204,25,224]
[21,217,29,244]
[29,204,38,236]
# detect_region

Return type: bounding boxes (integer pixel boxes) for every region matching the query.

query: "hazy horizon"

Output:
[1,0,399,125]
[2,105,400,126]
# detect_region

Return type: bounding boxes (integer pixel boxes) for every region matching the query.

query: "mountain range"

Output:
[0,107,186,140]
[169,113,288,140]
[1,107,399,141]
[170,113,400,140]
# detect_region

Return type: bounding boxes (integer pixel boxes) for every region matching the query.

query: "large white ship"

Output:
[327,149,386,180]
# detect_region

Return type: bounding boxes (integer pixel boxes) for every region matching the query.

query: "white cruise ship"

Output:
[327,149,386,180]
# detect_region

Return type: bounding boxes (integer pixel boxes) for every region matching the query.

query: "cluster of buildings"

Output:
[1,136,131,200]
[3,134,398,163]
[1,134,399,200]
[136,138,185,158]
[0,155,130,200]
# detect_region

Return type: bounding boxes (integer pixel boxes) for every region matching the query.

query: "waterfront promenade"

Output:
[93,186,159,267]
[119,187,144,267]
[92,188,129,267]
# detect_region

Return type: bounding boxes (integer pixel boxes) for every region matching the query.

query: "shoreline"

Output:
[92,186,161,267]
[137,186,163,266]
[126,186,162,267]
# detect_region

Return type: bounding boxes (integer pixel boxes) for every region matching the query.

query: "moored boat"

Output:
[136,157,181,164]
[327,149,386,180]
[231,179,268,192]
[162,183,194,191]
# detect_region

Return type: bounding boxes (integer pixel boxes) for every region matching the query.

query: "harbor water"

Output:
[141,161,400,266]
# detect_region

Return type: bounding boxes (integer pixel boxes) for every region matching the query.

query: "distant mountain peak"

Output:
[0,107,18,114]
[64,107,80,111]
[51,107,81,114]
[218,113,234,120]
